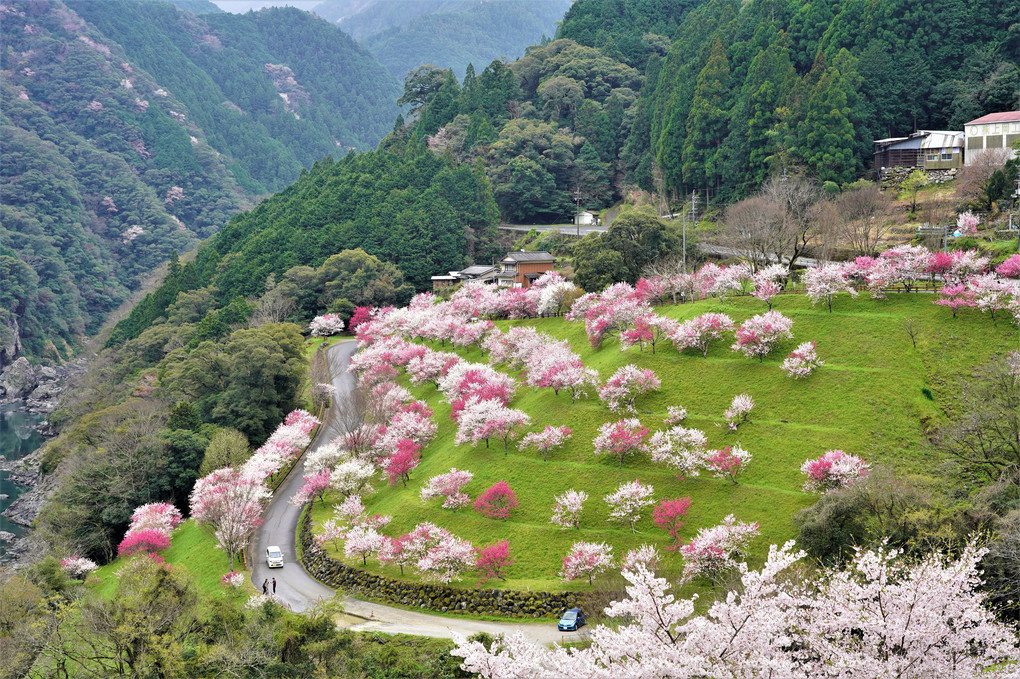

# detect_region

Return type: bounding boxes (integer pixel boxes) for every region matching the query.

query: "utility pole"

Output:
[684,190,698,272]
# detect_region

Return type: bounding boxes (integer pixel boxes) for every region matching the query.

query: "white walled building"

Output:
[963,111,1020,166]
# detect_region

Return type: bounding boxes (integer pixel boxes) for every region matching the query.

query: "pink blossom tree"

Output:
[800,449,870,493]
[473,481,519,520]
[128,503,183,536]
[476,540,514,583]
[190,467,270,570]
[453,541,1020,678]
[781,341,824,378]
[803,263,857,312]
[604,479,655,532]
[384,438,421,487]
[648,426,708,476]
[593,418,650,469]
[723,393,754,430]
[455,399,531,454]
[731,310,793,361]
[751,264,786,310]
[550,489,588,529]
[61,555,98,579]
[704,445,752,483]
[403,522,476,583]
[620,315,679,354]
[935,283,977,317]
[621,544,661,572]
[664,405,687,425]
[599,365,661,412]
[560,541,614,585]
[313,518,344,552]
[518,425,573,461]
[669,313,735,357]
[344,525,386,565]
[309,313,346,337]
[117,529,171,557]
[290,468,332,506]
[680,514,760,579]
[377,534,413,575]
[968,273,1012,320]
[957,210,980,235]
[419,468,474,510]
[653,497,692,550]
[996,254,1020,279]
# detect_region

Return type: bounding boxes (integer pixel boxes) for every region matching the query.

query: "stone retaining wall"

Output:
[299,508,609,618]
[878,166,957,187]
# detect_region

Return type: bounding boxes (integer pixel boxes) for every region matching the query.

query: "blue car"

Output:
[557,608,587,631]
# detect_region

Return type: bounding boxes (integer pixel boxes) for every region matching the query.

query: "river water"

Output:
[0,404,45,558]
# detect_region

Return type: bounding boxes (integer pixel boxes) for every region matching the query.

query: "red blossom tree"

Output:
[476,540,515,584]
[474,481,520,520]
[653,497,692,551]
[385,438,422,487]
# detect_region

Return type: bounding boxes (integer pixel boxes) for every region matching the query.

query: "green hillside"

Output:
[311,292,1017,592]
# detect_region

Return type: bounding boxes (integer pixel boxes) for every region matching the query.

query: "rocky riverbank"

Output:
[0,356,87,418]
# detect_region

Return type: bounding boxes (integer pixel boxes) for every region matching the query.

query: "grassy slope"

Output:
[92,520,249,600]
[313,293,1018,593]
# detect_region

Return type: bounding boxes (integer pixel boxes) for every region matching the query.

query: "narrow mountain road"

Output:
[251,340,577,646]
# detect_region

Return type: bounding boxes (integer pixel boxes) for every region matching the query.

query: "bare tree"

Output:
[761,174,821,270]
[720,195,785,270]
[957,148,1011,208]
[902,318,921,349]
[249,285,296,327]
[938,357,1020,483]
[835,184,892,255]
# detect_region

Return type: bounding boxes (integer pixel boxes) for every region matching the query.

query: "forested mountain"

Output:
[70,1,400,190]
[397,0,1018,223]
[313,0,571,80]
[1,0,399,365]
[107,141,500,347]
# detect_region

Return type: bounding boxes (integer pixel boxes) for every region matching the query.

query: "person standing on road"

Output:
[272,577,277,594]
[263,579,268,594]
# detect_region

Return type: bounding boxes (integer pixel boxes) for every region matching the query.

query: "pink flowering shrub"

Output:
[803,263,857,312]
[128,502,183,536]
[560,541,614,585]
[420,468,474,510]
[384,438,421,487]
[117,529,171,557]
[593,418,650,468]
[474,481,520,520]
[653,497,692,550]
[519,425,572,461]
[476,540,514,584]
[680,514,760,579]
[402,522,476,583]
[956,210,979,236]
[704,445,752,483]
[221,571,245,588]
[664,405,687,425]
[800,449,870,493]
[550,489,588,529]
[934,283,977,317]
[781,341,824,378]
[599,365,660,412]
[723,393,754,431]
[604,479,655,532]
[996,254,1020,279]
[61,555,98,579]
[731,311,793,361]
[669,313,735,357]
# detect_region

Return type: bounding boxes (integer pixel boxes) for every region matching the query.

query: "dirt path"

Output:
[251,340,581,646]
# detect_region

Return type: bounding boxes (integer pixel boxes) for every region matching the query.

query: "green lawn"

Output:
[311,293,1018,593]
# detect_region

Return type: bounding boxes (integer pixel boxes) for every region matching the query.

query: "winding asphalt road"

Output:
[251,340,575,646]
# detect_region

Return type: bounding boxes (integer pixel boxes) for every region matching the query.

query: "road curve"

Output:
[252,340,575,646]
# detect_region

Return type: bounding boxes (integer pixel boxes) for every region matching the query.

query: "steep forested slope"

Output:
[320,0,571,80]
[397,0,1019,223]
[107,142,500,346]
[0,0,400,364]
[70,1,400,192]
[1,2,245,363]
